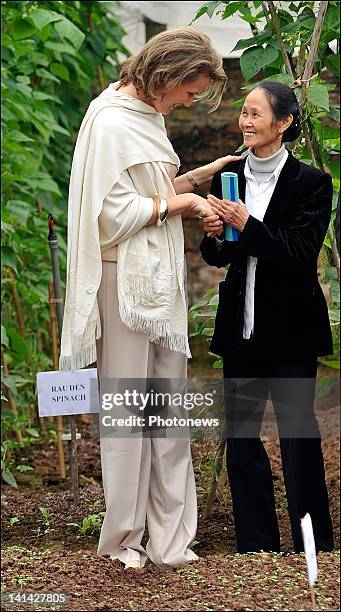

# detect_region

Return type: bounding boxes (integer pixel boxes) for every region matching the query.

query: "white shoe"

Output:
[124,559,141,569]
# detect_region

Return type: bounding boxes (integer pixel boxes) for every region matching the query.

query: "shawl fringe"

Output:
[119,300,191,358]
[59,320,101,371]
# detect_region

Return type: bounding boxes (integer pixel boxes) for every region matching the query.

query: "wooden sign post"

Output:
[47,214,79,503]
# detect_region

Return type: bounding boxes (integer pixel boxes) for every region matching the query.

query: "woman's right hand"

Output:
[166,192,221,220]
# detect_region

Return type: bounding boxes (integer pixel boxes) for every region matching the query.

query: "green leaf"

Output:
[235,143,247,153]
[50,62,70,82]
[36,176,62,195]
[2,468,18,488]
[6,200,32,226]
[16,75,31,84]
[319,359,340,370]
[327,160,340,181]
[324,54,340,78]
[7,130,34,143]
[26,428,40,438]
[206,1,222,18]
[1,221,15,235]
[191,5,209,22]
[222,2,242,19]
[240,13,260,25]
[6,330,29,362]
[327,106,340,123]
[28,8,63,31]
[1,247,18,274]
[54,17,85,50]
[12,19,37,41]
[1,325,9,348]
[45,41,77,57]
[16,464,34,472]
[264,74,293,86]
[240,46,279,81]
[308,82,330,111]
[88,32,106,58]
[213,359,223,369]
[232,32,270,52]
[36,68,61,83]
[282,7,315,34]
[32,92,61,103]
[323,3,340,35]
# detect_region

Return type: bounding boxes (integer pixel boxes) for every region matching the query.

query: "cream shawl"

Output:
[59,83,191,371]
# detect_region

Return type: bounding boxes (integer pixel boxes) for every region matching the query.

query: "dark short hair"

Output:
[257,81,301,142]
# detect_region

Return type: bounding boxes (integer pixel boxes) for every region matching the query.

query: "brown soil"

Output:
[1,420,340,611]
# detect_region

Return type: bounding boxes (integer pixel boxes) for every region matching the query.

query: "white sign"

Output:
[36,369,99,417]
[301,513,318,586]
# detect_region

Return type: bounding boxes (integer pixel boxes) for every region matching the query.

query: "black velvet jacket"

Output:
[200,151,333,361]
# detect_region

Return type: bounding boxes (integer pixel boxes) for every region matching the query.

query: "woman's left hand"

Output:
[207,194,250,231]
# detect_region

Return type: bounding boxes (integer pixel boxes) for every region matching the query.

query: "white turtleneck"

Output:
[243,146,288,339]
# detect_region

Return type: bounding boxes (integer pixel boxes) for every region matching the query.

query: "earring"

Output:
[278,131,282,139]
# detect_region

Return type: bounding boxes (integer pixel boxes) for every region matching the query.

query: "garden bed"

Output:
[1,427,339,611]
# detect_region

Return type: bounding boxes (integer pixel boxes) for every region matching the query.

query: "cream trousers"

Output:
[96,261,198,568]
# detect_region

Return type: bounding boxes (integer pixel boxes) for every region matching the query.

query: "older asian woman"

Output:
[201,81,334,554]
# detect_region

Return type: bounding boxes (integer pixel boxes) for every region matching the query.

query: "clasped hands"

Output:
[197,194,250,238]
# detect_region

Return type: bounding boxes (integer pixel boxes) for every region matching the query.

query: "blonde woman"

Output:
[60,26,239,569]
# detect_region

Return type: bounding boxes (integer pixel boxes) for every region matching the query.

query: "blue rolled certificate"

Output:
[221,172,239,241]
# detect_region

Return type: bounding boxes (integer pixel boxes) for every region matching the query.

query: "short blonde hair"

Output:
[120,26,227,112]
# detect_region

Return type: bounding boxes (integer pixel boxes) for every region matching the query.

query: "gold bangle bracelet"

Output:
[152,195,161,223]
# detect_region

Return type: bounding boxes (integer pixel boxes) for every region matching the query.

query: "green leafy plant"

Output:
[67,511,105,536]
[1,1,128,483]
[38,506,51,529]
[87,499,103,512]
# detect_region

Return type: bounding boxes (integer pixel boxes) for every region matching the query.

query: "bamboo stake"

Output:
[36,330,52,427]
[39,415,47,435]
[70,418,79,505]
[8,270,26,339]
[327,226,340,281]
[48,283,66,480]
[296,41,306,82]
[47,214,79,503]
[1,348,24,447]
[267,1,295,79]
[247,2,260,36]
[310,584,317,610]
[203,435,226,519]
[298,2,329,113]
[301,2,329,85]
[261,2,270,24]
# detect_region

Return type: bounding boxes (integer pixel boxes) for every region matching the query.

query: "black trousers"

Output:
[223,339,334,553]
